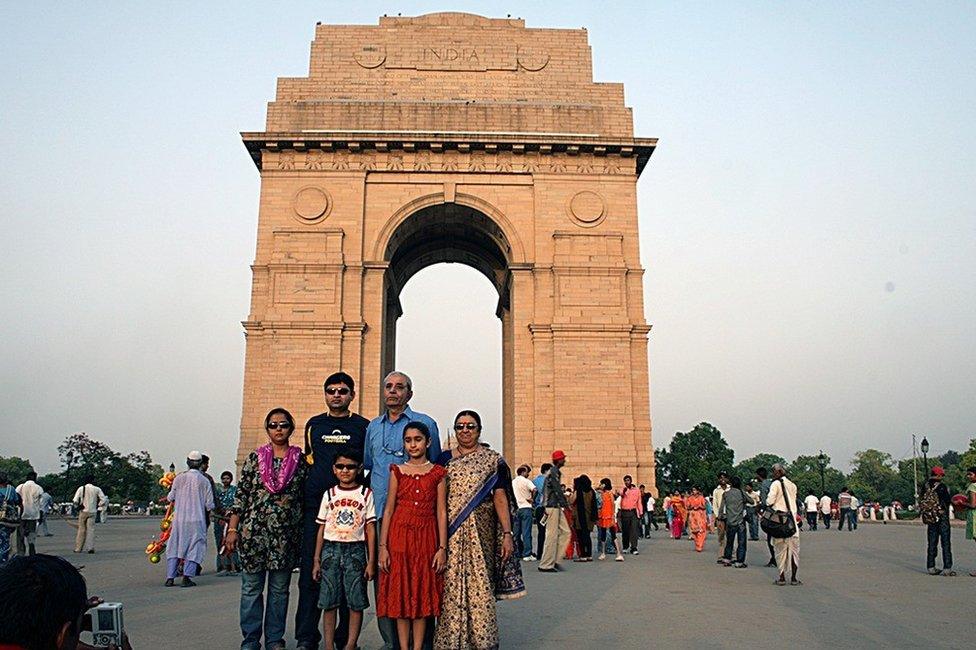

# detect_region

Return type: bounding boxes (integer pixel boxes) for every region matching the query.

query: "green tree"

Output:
[54,432,165,502]
[960,438,976,471]
[788,454,846,498]
[733,453,786,483]
[847,449,897,502]
[0,456,35,485]
[655,422,734,493]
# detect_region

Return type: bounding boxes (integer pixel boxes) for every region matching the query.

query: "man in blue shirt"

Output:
[532,463,552,559]
[364,370,441,649]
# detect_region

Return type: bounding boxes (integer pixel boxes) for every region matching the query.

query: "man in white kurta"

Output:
[766,463,800,585]
[165,451,214,587]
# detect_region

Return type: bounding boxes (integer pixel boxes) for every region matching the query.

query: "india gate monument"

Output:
[236,13,659,489]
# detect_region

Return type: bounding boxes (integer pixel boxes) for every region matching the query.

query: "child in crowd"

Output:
[312,449,376,650]
[378,422,447,650]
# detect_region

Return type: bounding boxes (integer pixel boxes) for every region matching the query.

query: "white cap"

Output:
[187,450,203,461]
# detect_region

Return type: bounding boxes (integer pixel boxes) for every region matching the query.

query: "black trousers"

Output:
[535,507,547,558]
[838,507,852,530]
[576,529,592,558]
[822,512,832,529]
[926,520,953,570]
[296,506,348,648]
[620,509,639,551]
[806,512,818,530]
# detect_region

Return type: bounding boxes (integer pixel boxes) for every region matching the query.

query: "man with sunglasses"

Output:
[364,370,441,649]
[296,372,370,650]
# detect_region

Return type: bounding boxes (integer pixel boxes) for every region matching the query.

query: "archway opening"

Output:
[382,202,513,453]
[395,264,503,450]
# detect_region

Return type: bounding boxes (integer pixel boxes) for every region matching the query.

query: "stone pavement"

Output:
[27,517,974,649]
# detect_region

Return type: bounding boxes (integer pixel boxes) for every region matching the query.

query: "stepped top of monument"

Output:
[243,13,656,173]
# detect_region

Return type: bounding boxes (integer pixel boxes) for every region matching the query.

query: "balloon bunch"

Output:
[144,471,176,564]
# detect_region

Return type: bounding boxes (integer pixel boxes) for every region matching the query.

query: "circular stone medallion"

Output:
[568,190,606,227]
[354,44,387,69]
[517,45,550,71]
[292,187,331,222]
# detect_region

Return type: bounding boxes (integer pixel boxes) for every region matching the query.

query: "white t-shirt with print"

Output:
[316,485,376,542]
[804,495,820,513]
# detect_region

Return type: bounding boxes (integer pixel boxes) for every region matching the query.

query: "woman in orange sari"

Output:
[685,487,709,552]
[670,491,686,539]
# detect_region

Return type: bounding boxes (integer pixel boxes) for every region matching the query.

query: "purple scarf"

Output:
[256,444,301,494]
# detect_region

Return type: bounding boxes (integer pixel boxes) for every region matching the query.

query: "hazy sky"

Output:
[2,2,974,478]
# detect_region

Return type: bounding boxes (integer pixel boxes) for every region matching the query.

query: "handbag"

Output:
[0,487,21,529]
[760,479,797,539]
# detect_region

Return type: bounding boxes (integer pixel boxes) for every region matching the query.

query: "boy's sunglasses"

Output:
[334,463,360,470]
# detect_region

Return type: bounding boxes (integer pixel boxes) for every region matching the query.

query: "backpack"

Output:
[919,483,942,525]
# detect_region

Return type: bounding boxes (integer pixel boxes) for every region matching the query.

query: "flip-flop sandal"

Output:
[774,579,787,586]
[790,579,803,586]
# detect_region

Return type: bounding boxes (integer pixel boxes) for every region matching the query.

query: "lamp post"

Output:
[920,437,930,475]
[817,450,827,494]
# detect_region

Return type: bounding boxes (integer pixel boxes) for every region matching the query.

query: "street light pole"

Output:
[912,435,919,508]
[921,436,930,476]
[817,450,827,494]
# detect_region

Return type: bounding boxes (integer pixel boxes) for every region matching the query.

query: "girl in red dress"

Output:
[377,421,448,650]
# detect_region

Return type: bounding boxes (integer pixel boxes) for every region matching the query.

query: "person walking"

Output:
[849,492,860,530]
[538,451,570,572]
[37,490,53,537]
[670,490,686,540]
[377,422,447,650]
[685,487,709,552]
[225,408,305,650]
[720,476,748,568]
[512,465,537,560]
[744,482,760,541]
[365,371,441,649]
[71,476,107,555]
[164,451,215,587]
[0,474,21,564]
[295,372,369,650]
[964,466,976,577]
[712,472,730,563]
[640,485,658,537]
[837,487,853,531]
[532,463,551,560]
[571,475,597,562]
[214,470,239,576]
[756,467,776,567]
[596,478,622,561]
[804,493,820,531]
[819,493,832,529]
[15,472,43,556]
[766,464,800,586]
[618,475,643,555]
[920,466,954,576]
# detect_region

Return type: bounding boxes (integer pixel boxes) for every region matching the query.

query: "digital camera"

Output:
[85,602,124,646]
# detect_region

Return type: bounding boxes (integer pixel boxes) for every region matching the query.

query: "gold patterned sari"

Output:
[434,447,525,650]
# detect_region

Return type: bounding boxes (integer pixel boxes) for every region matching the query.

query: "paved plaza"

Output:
[33,517,974,649]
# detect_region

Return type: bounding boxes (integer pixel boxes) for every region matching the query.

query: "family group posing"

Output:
[211,371,525,650]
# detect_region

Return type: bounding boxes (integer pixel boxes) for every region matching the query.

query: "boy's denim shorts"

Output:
[318,540,369,611]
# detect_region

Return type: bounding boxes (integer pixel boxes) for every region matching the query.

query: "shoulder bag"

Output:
[0,487,21,529]
[760,479,797,539]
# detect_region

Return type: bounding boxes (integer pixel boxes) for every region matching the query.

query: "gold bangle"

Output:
[227,528,238,534]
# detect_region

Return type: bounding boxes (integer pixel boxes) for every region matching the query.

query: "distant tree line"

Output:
[0,432,167,503]
[655,422,976,505]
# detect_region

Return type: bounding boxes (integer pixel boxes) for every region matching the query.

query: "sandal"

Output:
[774,578,787,586]
[790,579,803,586]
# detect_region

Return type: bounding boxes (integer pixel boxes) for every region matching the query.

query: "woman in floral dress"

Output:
[225,408,305,650]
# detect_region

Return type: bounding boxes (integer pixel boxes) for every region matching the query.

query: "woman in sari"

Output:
[685,487,709,552]
[669,490,686,540]
[434,410,525,650]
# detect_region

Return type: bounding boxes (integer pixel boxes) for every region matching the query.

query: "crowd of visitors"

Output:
[3,369,976,649]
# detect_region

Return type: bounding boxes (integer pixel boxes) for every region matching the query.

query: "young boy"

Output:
[312,448,376,650]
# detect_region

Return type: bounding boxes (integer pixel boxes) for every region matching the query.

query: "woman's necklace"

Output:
[405,459,432,466]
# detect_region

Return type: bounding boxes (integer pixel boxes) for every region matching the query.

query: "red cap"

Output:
[552,450,566,462]
[931,466,945,477]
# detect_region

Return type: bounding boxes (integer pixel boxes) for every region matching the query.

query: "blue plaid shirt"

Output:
[364,405,441,517]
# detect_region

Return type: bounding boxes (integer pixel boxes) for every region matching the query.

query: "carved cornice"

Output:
[241,131,657,176]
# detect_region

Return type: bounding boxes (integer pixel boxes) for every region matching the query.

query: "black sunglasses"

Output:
[334,463,360,471]
[454,423,479,431]
[267,422,292,430]
[325,387,351,395]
